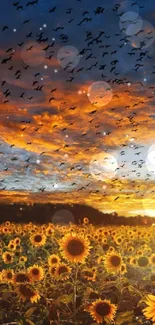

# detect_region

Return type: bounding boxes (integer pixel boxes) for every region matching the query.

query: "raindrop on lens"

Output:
[21,42,45,66]
[128,20,155,49]
[87,81,113,107]
[119,12,142,36]
[57,45,80,70]
[89,152,118,181]
[52,209,75,225]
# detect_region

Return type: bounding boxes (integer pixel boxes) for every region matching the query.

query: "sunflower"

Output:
[81,268,96,281]
[16,283,40,303]
[55,264,71,280]
[97,256,104,264]
[108,246,115,253]
[41,225,46,231]
[46,226,54,236]
[125,256,131,264]
[2,226,11,234]
[30,233,46,247]
[14,237,21,245]
[128,246,134,253]
[104,252,122,274]
[86,234,91,240]
[59,233,91,263]
[84,288,99,304]
[137,249,143,256]
[48,254,60,266]
[102,238,108,244]
[2,251,14,264]
[19,256,27,264]
[137,256,149,268]
[93,234,99,241]
[83,217,89,224]
[97,237,103,244]
[14,272,30,284]
[146,247,152,254]
[8,242,16,251]
[143,294,155,324]
[104,230,110,236]
[1,269,14,283]
[114,236,124,246]
[5,221,11,227]
[87,299,117,324]
[28,265,44,282]
[130,257,137,266]
[49,266,57,276]
[15,226,22,235]
[120,263,127,275]
[149,254,155,266]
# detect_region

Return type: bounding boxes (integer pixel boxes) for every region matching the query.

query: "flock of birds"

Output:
[0,0,155,209]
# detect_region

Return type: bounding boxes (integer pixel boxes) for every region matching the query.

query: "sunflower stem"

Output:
[0,323,18,325]
[73,263,78,318]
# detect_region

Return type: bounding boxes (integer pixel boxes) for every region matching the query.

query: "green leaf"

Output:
[25,319,35,325]
[24,307,37,318]
[55,293,73,305]
[17,320,24,325]
[116,311,134,325]
[1,288,13,292]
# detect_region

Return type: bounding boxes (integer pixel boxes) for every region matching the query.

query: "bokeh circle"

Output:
[119,12,142,36]
[57,45,80,70]
[52,209,75,224]
[146,144,155,174]
[87,81,113,107]
[89,152,118,181]
[21,42,45,66]
[128,20,155,49]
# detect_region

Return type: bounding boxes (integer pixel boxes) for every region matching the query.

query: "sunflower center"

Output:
[19,284,34,298]
[110,255,121,267]
[138,256,149,267]
[58,266,68,274]
[52,258,58,263]
[84,270,93,277]
[89,292,99,300]
[32,268,39,275]
[96,302,111,316]
[67,239,84,256]
[6,254,12,261]
[16,273,29,282]
[152,257,155,263]
[7,272,13,279]
[103,244,109,251]
[50,267,56,274]
[34,235,42,242]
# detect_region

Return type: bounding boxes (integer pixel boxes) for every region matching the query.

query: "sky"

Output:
[0,0,155,216]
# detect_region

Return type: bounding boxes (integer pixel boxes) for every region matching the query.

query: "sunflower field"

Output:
[0,219,155,325]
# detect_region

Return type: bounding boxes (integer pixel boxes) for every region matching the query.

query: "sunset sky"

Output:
[0,0,155,216]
